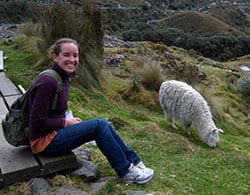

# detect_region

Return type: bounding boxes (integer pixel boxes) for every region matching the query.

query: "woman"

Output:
[28,38,154,184]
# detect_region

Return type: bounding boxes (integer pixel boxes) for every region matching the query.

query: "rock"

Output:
[0,23,20,42]
[103,35,137,48]
[72,160,98,181]
[125,190,154,195]
[55,185,88,195]
[237,72,250,96]
[28,177,51,195]
[104,55,123,67]
[89,176,116,194]
[72,147,91,161]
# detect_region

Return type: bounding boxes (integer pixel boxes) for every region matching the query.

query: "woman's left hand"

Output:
[64,117,82,127]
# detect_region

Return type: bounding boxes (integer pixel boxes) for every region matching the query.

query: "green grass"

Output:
[0,40,39,89]
[0,40,249,195]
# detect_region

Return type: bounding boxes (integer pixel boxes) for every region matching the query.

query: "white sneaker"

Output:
[121,164,154,184]
[135,161,154,175]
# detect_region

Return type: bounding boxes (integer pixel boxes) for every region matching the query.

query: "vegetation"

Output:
[0,34,249,194]
[0,0,249,194]
[122,23,250,61]
[10,2,104,90]
[36,2,104,89]
[1,1,250,62]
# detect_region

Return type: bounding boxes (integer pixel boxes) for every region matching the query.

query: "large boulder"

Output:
[237,72,250,96]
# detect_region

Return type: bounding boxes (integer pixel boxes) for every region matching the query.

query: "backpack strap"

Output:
[39,69,63,110]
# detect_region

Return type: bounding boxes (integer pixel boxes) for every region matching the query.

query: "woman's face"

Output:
[53,42,79,74]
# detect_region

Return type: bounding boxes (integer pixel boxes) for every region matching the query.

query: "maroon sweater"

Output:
[28,63,74,140]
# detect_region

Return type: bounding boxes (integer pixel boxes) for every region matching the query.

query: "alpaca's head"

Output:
[205,128,224,148]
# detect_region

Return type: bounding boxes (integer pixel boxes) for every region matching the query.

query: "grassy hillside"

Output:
[208,4,249,32]
[0,36,249,194]
[1,1,249,36]
[1,1,249,62]
[161,11,245,36]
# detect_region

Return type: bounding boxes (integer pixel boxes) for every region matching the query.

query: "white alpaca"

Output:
[159,80,223,148]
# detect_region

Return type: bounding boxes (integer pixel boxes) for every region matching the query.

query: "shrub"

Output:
[120,82,159,110]
[35,2,104,90]
[139,57,163,92]
[123,25,250,62]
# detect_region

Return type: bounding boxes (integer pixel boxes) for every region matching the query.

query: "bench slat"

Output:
[0,124,41,187]
[0,71,6,79]
[0,123,78,187]
[0,98,8,121]
[37,153,78,176]
[0,146,41,187]
[4,95,20,108]
[0,72,21,96]
[0,51,4,71]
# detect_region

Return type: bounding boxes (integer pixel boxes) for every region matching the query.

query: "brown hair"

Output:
[48,38,78,58]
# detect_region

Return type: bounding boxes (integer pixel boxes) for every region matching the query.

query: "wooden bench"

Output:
[0,71,78,188]
[0,51,4,71]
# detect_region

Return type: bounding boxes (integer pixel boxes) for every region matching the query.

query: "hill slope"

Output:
[0,35,249,194]
[161,11,245,36]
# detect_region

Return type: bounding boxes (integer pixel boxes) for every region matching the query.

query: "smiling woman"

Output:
[28,37,154,184]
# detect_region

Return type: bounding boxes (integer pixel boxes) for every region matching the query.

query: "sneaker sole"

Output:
[122,173,154,184]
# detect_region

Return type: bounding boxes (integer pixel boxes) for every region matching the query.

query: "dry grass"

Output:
[138,56,163,91]
[163,11,245,36]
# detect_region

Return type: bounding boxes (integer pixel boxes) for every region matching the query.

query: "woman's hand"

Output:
[64,117,82,127]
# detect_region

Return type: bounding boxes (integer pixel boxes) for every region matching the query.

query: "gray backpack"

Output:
[1,69,62,147]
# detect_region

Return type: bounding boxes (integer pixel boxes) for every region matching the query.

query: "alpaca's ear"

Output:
[212,129,223,134]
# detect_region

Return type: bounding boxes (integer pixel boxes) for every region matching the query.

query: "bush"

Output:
[139,57,163,92]
[35,2,104,90]
[123,25,250,62]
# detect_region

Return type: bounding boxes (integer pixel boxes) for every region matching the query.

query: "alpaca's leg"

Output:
[184,123,192,136]
[171,118,178,129]
[165,112,178,129]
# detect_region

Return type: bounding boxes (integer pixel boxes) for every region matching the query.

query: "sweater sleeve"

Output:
[29,75,65,134]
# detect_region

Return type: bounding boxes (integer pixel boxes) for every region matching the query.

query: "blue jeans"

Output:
[39,118,141,177]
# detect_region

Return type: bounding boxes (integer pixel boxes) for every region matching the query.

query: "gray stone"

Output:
[28,177,51,195]
[72,159,98,181]
[89,176,116,194]
[55,185,88,195]
[237,72,250,96]
[125,191,154,195]
[72,147,91,161]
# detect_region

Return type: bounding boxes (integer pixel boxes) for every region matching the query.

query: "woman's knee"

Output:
[97,118,110,127]
[96,118,113,133]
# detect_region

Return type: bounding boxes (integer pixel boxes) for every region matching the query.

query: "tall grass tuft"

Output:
[141,61,163,91]
[136,56,164,92]
[76,2,104,90]
[23,2,104,90]
[195,85,225,123]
